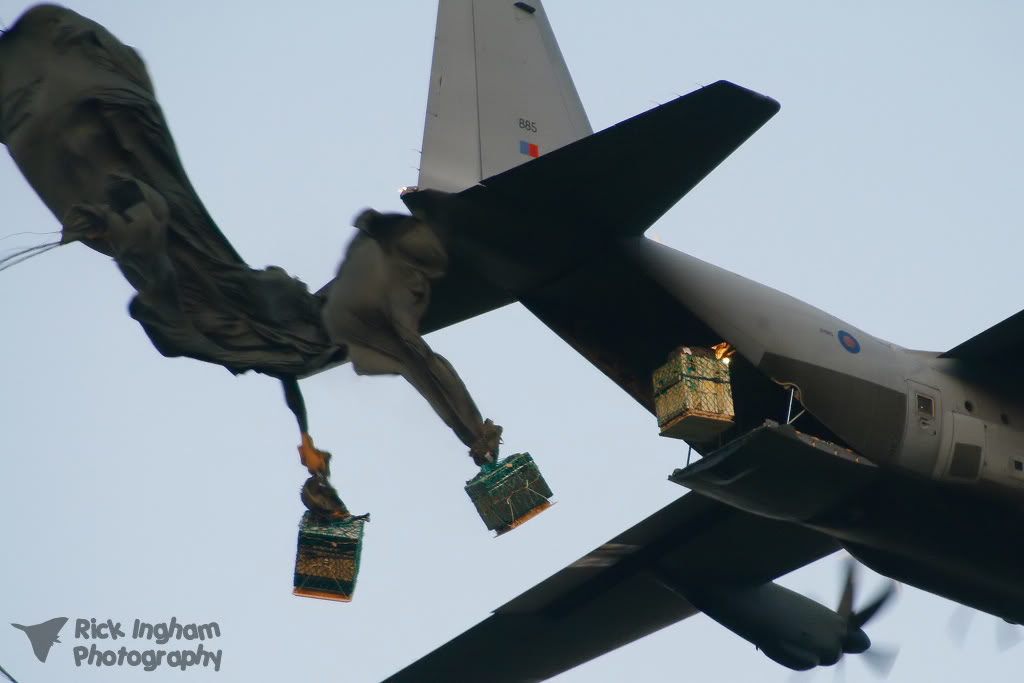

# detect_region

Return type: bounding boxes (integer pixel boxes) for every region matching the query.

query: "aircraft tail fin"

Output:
[417,0,592,193]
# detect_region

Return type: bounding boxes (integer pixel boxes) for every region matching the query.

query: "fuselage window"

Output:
[917,394,934,416]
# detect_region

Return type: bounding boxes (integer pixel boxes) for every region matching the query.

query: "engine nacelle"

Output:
[670,580,848,672]
[760,642,820,671]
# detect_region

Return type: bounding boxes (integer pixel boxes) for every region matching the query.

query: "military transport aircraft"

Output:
[380,1,1024,680]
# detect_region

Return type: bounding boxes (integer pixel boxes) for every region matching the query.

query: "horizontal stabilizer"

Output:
[478,80,780,239]
[401,81,779,335]
[941,308,1024,361]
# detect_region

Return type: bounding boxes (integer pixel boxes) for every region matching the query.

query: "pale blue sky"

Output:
[1,2,1022,682]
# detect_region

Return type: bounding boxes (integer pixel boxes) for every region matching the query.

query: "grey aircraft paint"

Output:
[3,0,1020,679]
[389,1,1024,679]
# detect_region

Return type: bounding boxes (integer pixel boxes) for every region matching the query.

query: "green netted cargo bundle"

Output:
[465,453,553,534]
[293,513,365,602]
[653,346,735,442]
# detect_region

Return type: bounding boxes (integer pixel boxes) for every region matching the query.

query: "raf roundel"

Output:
[837,330,860,354]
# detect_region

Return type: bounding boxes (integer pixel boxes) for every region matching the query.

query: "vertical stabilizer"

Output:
[418,0,593,193]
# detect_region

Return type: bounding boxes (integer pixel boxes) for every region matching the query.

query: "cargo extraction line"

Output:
[385,1,1024,680]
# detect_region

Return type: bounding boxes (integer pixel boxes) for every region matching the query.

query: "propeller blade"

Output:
[947,605,974,647]
[837,558,855,619]
[861,644,899,678]
[996,620,1022,652]
[851,582,897,630]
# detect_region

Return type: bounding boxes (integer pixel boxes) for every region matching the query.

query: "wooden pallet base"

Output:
[659,410,733,442]
[293,587,354,602]
[495,500,553,536]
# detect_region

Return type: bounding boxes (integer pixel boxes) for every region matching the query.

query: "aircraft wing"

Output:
[384,491,839,682]
[940,307,1024,361]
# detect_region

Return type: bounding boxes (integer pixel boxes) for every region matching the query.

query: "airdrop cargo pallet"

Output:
[293,513,365,602]
[465,453,553,534]
[653,346,735,443]
[659,409,735,443]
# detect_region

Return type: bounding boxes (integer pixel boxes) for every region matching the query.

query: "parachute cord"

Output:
[0,230,60,242]
[0,242,62,274]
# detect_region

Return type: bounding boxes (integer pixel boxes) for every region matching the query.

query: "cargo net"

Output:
[653,345,735,442]
[293,513,365,602]
[465,453,553,534]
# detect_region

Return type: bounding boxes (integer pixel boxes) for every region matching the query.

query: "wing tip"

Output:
[704,79,781,115]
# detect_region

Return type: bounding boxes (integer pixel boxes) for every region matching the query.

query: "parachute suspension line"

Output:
[0,229,60,242]
[0,241,62,274]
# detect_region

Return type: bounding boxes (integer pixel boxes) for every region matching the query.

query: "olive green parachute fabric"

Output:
[1,6,503,471]
[323,210,499,458]
[0,5,342,378]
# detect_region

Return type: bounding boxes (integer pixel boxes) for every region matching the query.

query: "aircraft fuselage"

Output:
[407,181,1024,624]
[634,238,1024,622]
[635,238,1024,490]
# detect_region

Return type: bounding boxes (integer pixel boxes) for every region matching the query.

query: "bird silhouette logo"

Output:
[10,617,68,663]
